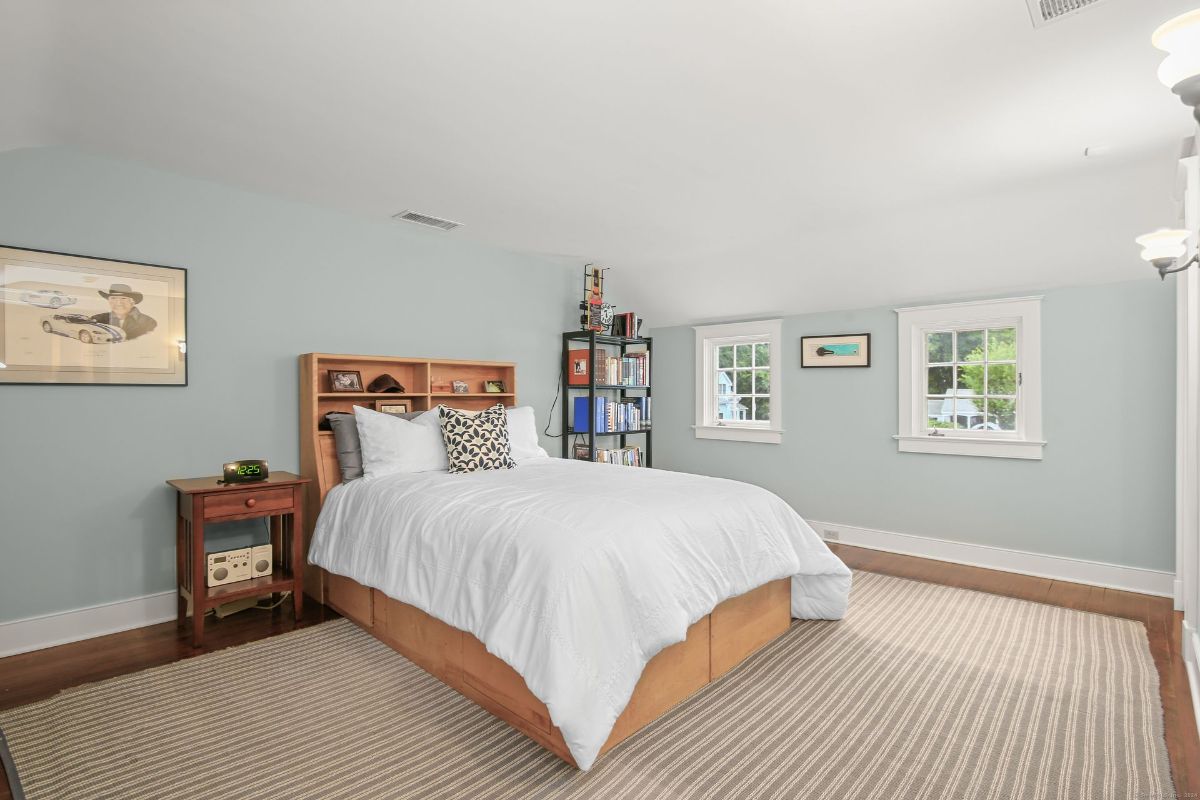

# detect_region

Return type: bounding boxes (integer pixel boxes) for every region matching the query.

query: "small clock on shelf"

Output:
[221,459,269,484]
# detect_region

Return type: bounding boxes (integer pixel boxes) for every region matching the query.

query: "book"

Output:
[590,445,642,467]
[567,349,592,386]
[572,396,648,434]
[611,312,643,339]
[571,396,591,432]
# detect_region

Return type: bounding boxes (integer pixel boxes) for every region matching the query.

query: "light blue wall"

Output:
[649,282,1177,572]
[0,147,577,623]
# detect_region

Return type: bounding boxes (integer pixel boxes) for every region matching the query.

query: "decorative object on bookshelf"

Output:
[375,400,410,415]
[800,333,871,368]
[367,373,406,393]
[451,380,469,394]
[432,381,452,393]
[329,369,364,391]
[578,264,615,333]
[484,380,507,393]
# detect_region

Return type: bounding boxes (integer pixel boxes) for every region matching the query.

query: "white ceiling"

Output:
[2,0,1196,326]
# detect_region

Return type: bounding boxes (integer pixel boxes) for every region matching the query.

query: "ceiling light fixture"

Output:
[1136,229,1196,278]
[1138,11,1199,279]
[1152,9,1200,121]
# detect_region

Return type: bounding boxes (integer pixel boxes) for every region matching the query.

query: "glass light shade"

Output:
[1136,229,1189,263]
[1153,9,1200,89]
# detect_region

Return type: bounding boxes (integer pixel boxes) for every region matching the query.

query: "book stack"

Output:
[602,352,650,386]
[574,443,643,467]
[611,312,643,338]
[571,397,651,433]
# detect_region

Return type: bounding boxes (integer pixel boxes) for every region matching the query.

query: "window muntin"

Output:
[924,326,1018,434]
[715,341,771,423]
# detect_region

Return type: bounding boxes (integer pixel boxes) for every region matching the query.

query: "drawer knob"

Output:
[245,498,257,508]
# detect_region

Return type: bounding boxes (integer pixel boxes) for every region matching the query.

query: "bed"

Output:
[299,353,851,770]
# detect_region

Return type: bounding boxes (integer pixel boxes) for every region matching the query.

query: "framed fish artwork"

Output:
[800,333,870,368]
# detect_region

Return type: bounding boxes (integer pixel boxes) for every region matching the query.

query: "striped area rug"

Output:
[0,572,1173,799]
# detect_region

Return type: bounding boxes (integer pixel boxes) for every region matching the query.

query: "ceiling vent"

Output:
[1025,0,1106,28]
[392,210,462,231]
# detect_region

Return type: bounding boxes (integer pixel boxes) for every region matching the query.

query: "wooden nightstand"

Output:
[166,471,311,647]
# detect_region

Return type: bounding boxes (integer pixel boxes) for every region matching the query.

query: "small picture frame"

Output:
[800,333,871,368]
[328,369,364,392]
[375,400,410,416]
[451,380,469,394]
[483,380,508,393]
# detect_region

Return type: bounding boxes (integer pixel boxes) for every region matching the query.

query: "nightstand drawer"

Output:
[203,487,294,519]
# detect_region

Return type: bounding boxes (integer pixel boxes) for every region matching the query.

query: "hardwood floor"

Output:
[0,548,1196,798]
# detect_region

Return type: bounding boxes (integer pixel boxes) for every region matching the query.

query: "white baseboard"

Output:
[1184,619,1200,744]
[811,520,1176,598]
[0,591,176,659]
[1177,579,1186,612]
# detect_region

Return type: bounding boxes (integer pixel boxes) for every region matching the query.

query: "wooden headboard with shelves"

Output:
[298,352,517,602]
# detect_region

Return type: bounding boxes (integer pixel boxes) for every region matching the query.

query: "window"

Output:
[896,297,1043,459]
[694,319,783,443]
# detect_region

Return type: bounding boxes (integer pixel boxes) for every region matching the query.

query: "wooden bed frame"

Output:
[299,352,792,767]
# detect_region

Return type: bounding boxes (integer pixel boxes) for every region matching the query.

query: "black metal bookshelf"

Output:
[561,330,653,467]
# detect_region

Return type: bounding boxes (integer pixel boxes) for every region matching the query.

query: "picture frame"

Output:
[328,369,364,392]
[0,244,188,386]
[800,333,871,368]
[483,379,508,393]
[375,400,410,415]
[451,380,469,394]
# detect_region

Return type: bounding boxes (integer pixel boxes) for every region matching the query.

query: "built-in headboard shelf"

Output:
[298,352,517,602]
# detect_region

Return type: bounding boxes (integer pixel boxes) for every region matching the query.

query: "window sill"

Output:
[894,435,1045,460]
[694,425,783,444]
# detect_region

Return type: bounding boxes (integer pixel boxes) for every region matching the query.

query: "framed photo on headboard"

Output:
[0,245,187,386]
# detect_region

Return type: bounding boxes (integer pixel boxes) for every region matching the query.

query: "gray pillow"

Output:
[326,410,421,482]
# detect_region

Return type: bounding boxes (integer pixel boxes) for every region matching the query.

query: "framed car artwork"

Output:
[0,245,187,385]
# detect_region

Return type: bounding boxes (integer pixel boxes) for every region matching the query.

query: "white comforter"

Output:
[308,458,851,770]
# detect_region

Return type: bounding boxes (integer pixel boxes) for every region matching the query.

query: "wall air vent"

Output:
[392,210,462,231]
[1025,0,1106,28]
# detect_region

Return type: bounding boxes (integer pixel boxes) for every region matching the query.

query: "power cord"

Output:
[543,364,564,438]
[254,592,292,611]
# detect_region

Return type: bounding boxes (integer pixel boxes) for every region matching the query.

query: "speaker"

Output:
[251,544,273,578]
[207,548,251,587]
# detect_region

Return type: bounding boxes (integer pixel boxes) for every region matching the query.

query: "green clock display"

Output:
[222,459,269,484]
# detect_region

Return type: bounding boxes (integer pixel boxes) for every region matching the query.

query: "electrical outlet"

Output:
[823,528,840,541]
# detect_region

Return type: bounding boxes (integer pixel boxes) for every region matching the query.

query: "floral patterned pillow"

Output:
[438,404,517,474]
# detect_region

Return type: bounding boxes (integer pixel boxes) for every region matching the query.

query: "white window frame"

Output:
[694,319,783,444]
[896,296,1044,460]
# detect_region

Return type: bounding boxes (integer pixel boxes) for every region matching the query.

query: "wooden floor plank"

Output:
[1,546,1195,799]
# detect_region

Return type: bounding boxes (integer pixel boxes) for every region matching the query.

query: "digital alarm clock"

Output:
[221,459,269,484]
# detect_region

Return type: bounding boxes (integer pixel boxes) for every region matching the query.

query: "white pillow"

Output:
[353,406,449,477]
[506,406,550,463]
